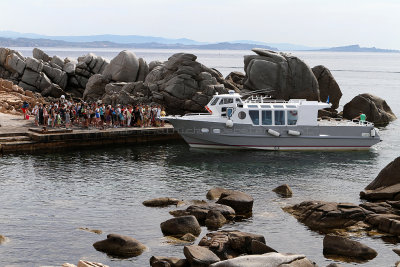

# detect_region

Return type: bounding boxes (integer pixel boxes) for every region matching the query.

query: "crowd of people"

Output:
[28,96,167,129]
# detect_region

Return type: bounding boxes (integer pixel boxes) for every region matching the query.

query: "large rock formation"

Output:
[144,53,234,114]
[312,65,342,109]
[343,93,396,126]
[0,47,109,99]
[243,49,319,101]
[102,50,140,82]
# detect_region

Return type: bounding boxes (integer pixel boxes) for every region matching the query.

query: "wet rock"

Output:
[143,197,181,207]
[102,50,139,82]
[323,234,377,260]
[283,201,370,231]
[160,215,201,237]
[343,93,396,126]
[83,74,109,102]
[184,203,235,224]
[272,184,293,197]
[205,210,227,229]
[32,48,52,62]
[181,233,196,242]
[250,240,277,254]
[207,188,234,200]
[198,230,265,260]
[183,245,220,266]
[359,202,393,214]
[78,227,102,234]
[216,190,253,215]
[312,65,342,109]
[93,233,146,258]
[150,256,188,267]
[244,49,319,101]
[365,213,400,235]
[209,253,316,267]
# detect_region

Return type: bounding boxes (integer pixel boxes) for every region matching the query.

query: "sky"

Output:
[1,0,400,49]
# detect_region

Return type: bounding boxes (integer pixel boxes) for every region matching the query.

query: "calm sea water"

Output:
[1,48,400,267]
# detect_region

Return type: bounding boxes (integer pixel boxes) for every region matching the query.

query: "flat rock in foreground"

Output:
[184,245,220,266]
[283,201,370,231]
[209,252,316,267]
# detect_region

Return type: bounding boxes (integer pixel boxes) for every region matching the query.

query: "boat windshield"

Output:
[210,98,219,105]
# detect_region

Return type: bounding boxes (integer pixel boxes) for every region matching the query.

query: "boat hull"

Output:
[168,118,381,151]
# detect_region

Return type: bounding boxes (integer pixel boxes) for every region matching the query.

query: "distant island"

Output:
[315,44,399,53]
[0,31,398,52]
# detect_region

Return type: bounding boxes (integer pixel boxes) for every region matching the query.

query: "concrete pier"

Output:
[0,114,180,154]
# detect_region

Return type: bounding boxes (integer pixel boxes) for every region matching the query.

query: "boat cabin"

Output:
[205,91,331,126]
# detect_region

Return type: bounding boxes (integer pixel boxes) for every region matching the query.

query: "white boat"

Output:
[164,91,381,150]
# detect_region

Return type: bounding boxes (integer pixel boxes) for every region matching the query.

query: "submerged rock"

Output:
[143,197,181,207]
[323,235,377,261]
[93,233,146,258]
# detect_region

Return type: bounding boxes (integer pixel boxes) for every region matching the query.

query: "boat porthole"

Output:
[213,129,221,134]
[238,111,246,119]
[201,128,209,133]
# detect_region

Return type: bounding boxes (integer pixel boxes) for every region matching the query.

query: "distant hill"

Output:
[0,31,398,52]
[0,37,278,50]
[315,44,399,53]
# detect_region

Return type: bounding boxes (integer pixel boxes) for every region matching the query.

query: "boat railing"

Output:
[184,113,211,116]
[319,118,374,127]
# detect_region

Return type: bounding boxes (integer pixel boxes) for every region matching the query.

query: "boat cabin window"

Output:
[220,98,234,105]
[273,105,284,108]
[221,107,226,117]
[238,111,246,119]
[287,110,298,125]
[249,110,260,125]
[211,98,219,106]
[248,105,258,108]
[286,105,296,108]
[260,105,271,108]
[274,110,285,125]
[261,110,272,125]
[235,98,242,103]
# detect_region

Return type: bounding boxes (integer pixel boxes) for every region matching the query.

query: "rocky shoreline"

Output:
[0,47,396,125]
[44,156,400,266]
